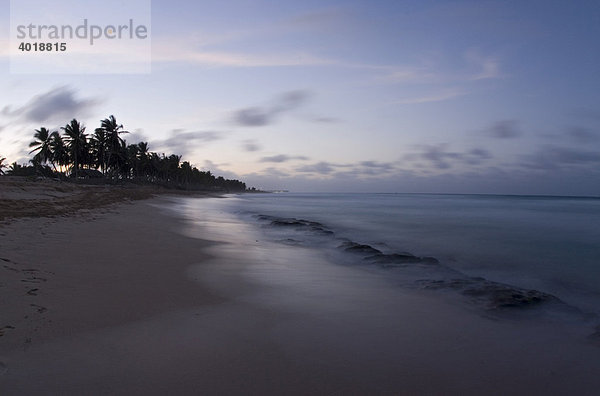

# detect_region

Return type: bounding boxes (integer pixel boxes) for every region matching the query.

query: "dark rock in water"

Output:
[338,241,441,267]
[311,226,334,235]
[418,277,559,310]
[271,219,308,227]
[255,214,276,221]
[371,252,418,262]
[256,214,307,226]
[256,214,334,235]
[338,241,382,255]
[278,238,302,245]
[365,253,440,266]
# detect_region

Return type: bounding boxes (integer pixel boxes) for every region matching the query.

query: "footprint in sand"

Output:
[0,325,15,337]
[26,288,39,296]
[30,304,47,313]
[21,276,47,283]
[0,362,7,375]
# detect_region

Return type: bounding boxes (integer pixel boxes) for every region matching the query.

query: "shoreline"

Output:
[2,184,600,394]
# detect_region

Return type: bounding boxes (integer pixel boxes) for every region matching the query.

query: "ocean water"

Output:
[161,192,600,392]
[173,193,600,316]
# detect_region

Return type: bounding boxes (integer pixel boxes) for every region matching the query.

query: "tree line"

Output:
[0,115,247,192]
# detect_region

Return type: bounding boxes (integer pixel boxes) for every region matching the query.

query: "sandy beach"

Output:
[1,179,600,395]
[2,0,600,393]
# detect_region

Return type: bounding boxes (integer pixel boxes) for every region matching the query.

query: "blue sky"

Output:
[1,0,599,195]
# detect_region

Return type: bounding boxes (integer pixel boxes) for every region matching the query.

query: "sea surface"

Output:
[160,192,600,393]
[173,192,600,317]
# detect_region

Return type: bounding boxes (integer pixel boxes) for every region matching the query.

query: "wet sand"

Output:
[1,181,600,395]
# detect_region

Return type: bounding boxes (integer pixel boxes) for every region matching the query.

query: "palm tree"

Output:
[180,161,193,185]
[125,144,140,179]
[79,137,93,171]
[29,127,58,167]
[62,119,87,179]
[50,133,68,174]
[0,156,6,175]
[136,142,150,179]
[165,154,181,183]
[98,115,128,178]
[90,128,108,175]
[18,113,250,190]
[148,152,161,182]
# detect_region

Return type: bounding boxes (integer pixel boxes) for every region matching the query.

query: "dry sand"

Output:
[0,177,158,222]
[1,178,600,395]
[0,178,223,393]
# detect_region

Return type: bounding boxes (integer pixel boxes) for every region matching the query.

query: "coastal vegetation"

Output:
[0,156,6,175]
[2,116,247,192]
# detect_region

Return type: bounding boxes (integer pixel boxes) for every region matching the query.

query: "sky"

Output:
[0,0,599,195]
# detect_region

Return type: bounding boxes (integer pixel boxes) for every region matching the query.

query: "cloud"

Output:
[333,161,398,178]
[125,129,149,145]
[260,155,291,163]
[241,139,261,152]
[395,88,466,105]
[296,161,337,175]
[466,51,502,80]
[202,160,240,180]
[1,106,13,116]
[153,130,225,157]
[407,145,492,170]
[254,159,398,180]
[259,154,309,163]
[234,108,270,127]
[150,11,347,69]
[233,90,312,127]
[273,90,312,112]
[259,167,291,178]
[486,120,522,139]
[4,86,100,124]
[312,116,340,123]
[378,50,502,86]
[520,145,600,170]
[566,127,598,143]
[379,66,438,84]
[243,149,598,195]
[420,145,461,169]
[464,148,493,164]
[243,165,600,196]
[359,161,395,172]
[152,39,334,68]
